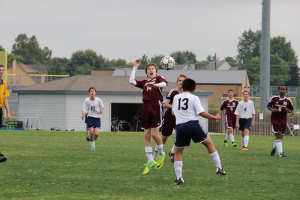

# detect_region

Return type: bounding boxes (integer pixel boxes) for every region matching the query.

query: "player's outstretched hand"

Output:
[214,113,221,120]
[134,59,141,67]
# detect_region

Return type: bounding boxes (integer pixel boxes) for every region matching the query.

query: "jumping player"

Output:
[129,59,166,175]
[216,89,239,147]
[81,87,104,151]
[161,74,187,163]
[235,91,255,151]
[267,86,293,157]
[172,78,226,185]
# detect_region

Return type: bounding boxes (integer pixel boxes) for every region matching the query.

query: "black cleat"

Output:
[174,177,184,185]
[270,147,276,156]
[0,153,7,163]
[216,167,226,175]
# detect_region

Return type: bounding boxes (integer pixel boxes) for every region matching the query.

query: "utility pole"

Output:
[215,53,217,70]
[260,0,270,112]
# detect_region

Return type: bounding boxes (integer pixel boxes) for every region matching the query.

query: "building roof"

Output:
[113,69,247,85]
[13,75,212,95]
[19,64,47,74]
[205,61,230,70]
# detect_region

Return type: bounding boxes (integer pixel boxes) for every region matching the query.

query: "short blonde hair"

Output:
[177,74,187,82]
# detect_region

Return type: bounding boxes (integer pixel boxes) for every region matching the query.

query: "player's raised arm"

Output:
[129,59,140,86]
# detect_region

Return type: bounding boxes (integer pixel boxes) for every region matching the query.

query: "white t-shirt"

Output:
[234,100,255,119]
[82,97,104,118]
[172,92,205,124]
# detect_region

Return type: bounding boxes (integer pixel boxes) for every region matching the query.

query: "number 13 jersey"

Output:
[172,92,205,125]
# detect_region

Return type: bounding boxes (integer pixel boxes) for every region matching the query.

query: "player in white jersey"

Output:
[81,87,104,151]
[172,78,226,185]
[234,90,255,151]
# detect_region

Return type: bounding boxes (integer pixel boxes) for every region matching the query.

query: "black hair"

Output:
[228,89,234,93]
[88,87,96,92]
[182,78,196,92]
[278,85,287,91]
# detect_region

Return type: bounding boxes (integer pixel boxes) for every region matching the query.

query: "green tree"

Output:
[149,54,164,69]
[139,54,149,69]
[170,51,196,65]
[270,36,298,65]
[7,54,24,67]
[236,29,261,63]
[48,57,70,75]
[0,45,5,51]
[224,56,238,66]
[195,60,209,70]
[107,58,127,68]
[285,64,299,86]
[11,34,52,65]
[206,54,219,62]
[244,55,290,86]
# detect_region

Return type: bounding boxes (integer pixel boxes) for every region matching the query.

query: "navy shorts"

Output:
[238,118,251,131]
[86,116,101,129]
[175,120,208,148]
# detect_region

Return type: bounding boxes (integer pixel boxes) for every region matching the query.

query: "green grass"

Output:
[1,131,300,199]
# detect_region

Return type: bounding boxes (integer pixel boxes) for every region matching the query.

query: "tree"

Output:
[270,36,298,65]
[285,64,299,86]
[48,57,70,75]
[243,55,290,86]
[149,54,164,69]
[7,54,24,67]
[206,54,219,62]
[107,58,127,68]
[139,54,148,69]
[170,51,197,65]
[224,56,238,66]
[236,29,261,63]
[0,45,5,51]
[11,34,52,65]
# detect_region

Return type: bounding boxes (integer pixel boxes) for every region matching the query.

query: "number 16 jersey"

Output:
[172,92,205,125]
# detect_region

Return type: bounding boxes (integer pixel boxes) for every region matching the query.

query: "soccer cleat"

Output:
[155,153,166,169]
[174,177,184,185]
[169,152,174,163]
[242,147,248,151]
[232,142,237,147]
[94,136,98,140]
[0,153,7,163]
[278,153,287,157]
[270,147,276,156]
[223,142,228,146]
[142,160,156,174]
[91,147,96,151]
[216,167,226,175]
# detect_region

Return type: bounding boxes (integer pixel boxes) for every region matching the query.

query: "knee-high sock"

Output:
[229,134,235,142]
[209,151,221,168]
[174,161,183,179]
[145,147,153,162]
[244,136,249,147]
[275,140,283,154]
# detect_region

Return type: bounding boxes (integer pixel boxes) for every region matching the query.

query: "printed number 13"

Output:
[178,98,188,110]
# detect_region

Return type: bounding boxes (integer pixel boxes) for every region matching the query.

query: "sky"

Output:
[1,0,299,63]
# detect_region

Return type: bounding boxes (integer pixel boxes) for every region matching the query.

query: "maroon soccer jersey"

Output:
[220,99,239,116]
[268,96,293,125]
[135,76,167,102]
[162,88,179,136]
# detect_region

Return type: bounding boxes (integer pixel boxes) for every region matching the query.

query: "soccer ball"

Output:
[161,56,175,70]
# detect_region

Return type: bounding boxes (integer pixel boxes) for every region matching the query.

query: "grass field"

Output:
[1,130,300,200]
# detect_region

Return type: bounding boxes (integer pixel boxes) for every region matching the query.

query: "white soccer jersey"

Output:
[172,92,205,124]
[82,97,104,118]
[234,100,255,118]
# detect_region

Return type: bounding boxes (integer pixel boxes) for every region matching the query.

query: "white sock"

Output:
[156,144,165,157]
[229,134,235,142]
[170,144,175,154]
[244,136,249,147]
[209,151,221,168]
[241,137,244,146]
[174,161,183,179]
[153,145,159,160]
[224,134,229,141]
[275,140,283,154]
[145,147,153,162]
[90,141,95,147]
[272,141,276,149]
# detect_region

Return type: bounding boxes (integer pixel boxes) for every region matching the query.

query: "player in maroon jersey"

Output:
[129,59,167,174]
[267,86,293,157]
[216,89,239,147]
[161,74,187,163]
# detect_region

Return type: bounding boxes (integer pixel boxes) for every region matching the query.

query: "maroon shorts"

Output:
[162,119,176,137]
[141,101,163,129]
[272,124,286,134]
[225,115,236,129]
